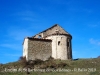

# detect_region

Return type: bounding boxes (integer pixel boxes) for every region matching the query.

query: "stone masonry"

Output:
[23,24,72,61]
[28,38,52,61]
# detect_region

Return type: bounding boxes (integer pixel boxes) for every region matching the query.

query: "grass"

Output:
[0,58,100,75]
[0,71,100,75]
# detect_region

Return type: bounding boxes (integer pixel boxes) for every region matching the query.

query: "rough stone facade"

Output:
[23,24,72,61]
[28,38,52,61]
[33,24,71,38]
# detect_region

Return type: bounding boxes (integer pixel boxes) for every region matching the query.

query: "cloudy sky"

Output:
[0,0,100,63]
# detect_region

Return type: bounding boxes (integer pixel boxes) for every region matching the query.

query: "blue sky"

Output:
[0,0,100,64]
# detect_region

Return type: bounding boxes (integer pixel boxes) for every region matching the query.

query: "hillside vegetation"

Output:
[0,58,100,75]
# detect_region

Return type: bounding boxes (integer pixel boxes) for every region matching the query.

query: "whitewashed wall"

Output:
[23,38,28,60]
[46,35,71,60]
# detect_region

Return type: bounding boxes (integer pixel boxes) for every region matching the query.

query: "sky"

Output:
[0,0,100,64]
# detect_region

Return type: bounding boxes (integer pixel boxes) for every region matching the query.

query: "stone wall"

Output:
[34,25,70,38]
[27,38,52,61]
[43,25,67,37]
[46,35,72,60]
[23,24,72,61]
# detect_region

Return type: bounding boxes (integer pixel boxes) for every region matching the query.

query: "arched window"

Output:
[67,42,69,47]
[67,39,70,47]
[58,41,60,45]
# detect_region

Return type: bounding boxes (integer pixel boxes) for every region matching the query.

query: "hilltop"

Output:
[0,58,100,75]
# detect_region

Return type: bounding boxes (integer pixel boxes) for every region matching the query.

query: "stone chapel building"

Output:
[23,24,72,61]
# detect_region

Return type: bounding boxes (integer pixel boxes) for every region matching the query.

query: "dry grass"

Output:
[0,58,100,75]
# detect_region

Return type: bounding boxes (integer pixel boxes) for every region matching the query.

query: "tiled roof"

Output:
[27,37,52,41]
[44,33,72,39]
[33,24,72,37]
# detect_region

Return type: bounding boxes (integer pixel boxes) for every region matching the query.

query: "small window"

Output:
[55,29,59,33]
[67,42,69,47]
[38,35,41,38]
[58,41,60,45]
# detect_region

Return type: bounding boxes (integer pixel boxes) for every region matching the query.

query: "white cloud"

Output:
[12,10,35,17]
[88,21,100,28]
[9,29,32,40]
[10,10,40,23]
[21,17,35,22]
[0,53,21,57]
[89,38,96,44]
[2,24,43,50]
[89,38,100,46]
[0,44,21,50]
[6,24,48,41]
[7,26,33,41]
[0,26,33,51]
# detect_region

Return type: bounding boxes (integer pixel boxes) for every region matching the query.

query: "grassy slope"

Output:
[0,58,100,75]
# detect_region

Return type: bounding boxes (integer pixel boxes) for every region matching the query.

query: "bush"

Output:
[33,59,44,65]
[57,62,68,68]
